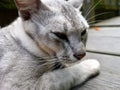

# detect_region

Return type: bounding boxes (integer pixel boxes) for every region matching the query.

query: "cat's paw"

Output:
[80,59,100,77]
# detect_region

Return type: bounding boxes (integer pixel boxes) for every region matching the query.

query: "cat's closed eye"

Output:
[52,32,68,41]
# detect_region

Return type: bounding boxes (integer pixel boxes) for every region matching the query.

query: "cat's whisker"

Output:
[20,56,67,65]
[88,20,104,25]
[47,61,64,71]
[43,58,68,71]
[87,12,112,22]
[37,61,56,67]
[84,1,94,18]
[33,61,56,73]
[38,56,67,61]
[46,63,56,71]
[42,61,57,72]
[85,0,102,18]
[37,55,65,60]
[37,56,57,59]
[38,59,58,64]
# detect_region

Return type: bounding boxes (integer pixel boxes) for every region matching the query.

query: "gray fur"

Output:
[68,0,84,9]
[0,0,100,90]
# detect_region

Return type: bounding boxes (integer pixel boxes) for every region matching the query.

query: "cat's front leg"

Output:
[35,59,100,90]
[72,59,100,86]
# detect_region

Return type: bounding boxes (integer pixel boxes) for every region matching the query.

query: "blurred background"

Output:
[0,0,120,27]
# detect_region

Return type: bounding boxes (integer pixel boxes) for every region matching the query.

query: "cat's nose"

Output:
[73,53,86,60]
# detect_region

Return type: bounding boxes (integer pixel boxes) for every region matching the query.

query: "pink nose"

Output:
[73,53,86,60]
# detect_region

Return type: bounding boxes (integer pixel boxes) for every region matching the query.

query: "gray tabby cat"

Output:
[0,0,100,90]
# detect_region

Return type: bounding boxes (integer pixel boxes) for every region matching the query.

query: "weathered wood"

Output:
[94,17,120,25]
[73,52,120,90]
[87,27,120,55]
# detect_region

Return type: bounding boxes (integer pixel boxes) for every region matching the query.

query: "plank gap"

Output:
[87,50,120,57]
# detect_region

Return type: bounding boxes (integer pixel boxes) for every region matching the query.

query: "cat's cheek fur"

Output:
[36,59,100,90]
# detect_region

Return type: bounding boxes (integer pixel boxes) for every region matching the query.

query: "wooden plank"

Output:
[94,17,120,26]
[88,27,120,37]
[73,52,120,90]
[86,27,120,55]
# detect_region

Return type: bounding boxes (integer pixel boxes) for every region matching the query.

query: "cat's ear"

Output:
[67,0,84,9]
[14,0,41,20]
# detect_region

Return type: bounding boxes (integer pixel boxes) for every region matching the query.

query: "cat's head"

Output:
[15,0,89,67]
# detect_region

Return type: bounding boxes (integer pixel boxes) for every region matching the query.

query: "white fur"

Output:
[68,0,84,9]
[10,18,43,57]
[38,59,100,90]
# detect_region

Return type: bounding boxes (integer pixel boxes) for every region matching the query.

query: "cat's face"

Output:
[15,0,89,67]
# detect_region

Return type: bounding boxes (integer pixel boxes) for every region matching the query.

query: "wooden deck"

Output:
[73,17,120,90]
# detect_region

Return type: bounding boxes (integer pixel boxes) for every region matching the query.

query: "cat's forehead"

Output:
[42,0,77,14]
[32,0,89,33]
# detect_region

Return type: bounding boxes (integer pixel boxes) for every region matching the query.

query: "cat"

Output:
[0,0,100,90]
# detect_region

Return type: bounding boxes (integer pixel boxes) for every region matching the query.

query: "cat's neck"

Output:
[8,17,44,57]
[0,18,50,89]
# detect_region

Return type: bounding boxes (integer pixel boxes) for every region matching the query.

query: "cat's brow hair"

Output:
[62,5,79,26]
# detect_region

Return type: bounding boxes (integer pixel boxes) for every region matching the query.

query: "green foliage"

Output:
[94,0,118,10]
[94,0,105,9]
[0,0,16,9]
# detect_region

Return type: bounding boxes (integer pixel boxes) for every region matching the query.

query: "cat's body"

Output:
[0,0,100,90]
